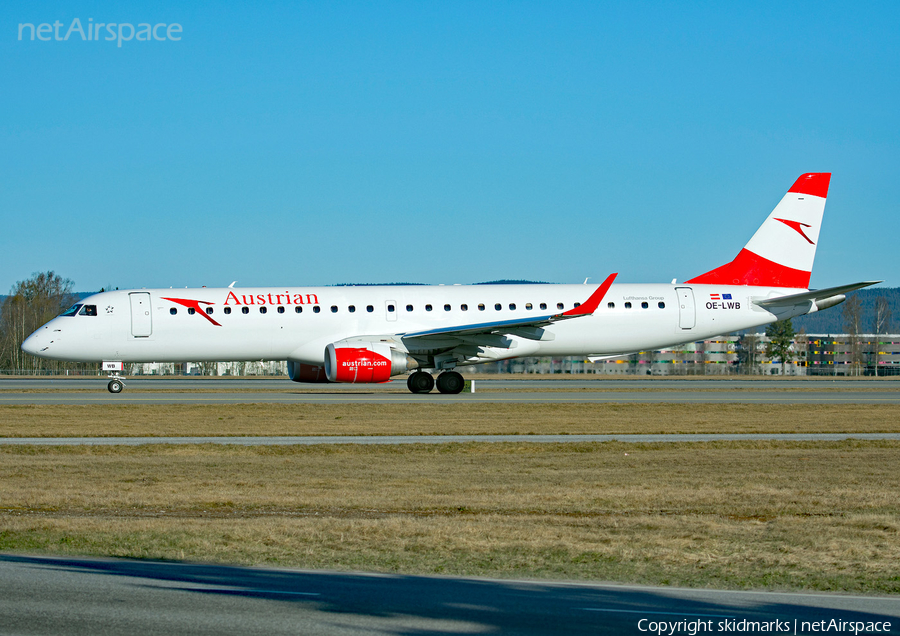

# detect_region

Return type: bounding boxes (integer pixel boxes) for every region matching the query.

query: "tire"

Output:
[435,371,464,394]
[107,380,123,394]
[406,371,435,394]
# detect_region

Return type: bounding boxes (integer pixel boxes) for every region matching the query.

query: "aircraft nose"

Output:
[21,330,45,356]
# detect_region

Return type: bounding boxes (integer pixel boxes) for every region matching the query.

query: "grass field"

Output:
[1,403,900,437]
[1,400,898,593]
[1,440,898,593]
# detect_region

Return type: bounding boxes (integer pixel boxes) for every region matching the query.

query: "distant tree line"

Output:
[793,288,898,334]
[0,271,98,374]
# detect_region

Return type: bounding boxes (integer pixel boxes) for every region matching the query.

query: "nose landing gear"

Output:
[103,361,126,394]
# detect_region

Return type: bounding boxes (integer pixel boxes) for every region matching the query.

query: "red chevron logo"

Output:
[161,297,222,326]
[774,218,815,245]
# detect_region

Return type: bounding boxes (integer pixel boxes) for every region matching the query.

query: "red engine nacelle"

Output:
[287,361,329,383]
[324,342,417,383]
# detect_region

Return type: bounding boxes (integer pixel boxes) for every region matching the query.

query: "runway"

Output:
[1,377,898,404]
[1,555,897,636]
[2,433,899,446]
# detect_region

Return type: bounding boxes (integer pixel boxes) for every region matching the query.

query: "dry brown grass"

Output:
[1,440,899,592]
[0,403,898,437]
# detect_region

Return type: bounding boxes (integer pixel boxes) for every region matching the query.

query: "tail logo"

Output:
[774,218,815,245]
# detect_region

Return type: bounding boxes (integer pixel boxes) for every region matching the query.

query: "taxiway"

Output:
[1,555,897,636]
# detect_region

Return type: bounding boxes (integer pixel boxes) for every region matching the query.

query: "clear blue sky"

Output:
[2,1,898,293]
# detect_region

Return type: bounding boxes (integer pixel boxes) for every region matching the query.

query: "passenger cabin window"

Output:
[406,304,414,312]
[509,303,516,310]
[349,305,356,313]
[188,308,196,315]
[206,307,215,315]
[625,302,632,309]
[170,308,177,315]
[224,307,232,314]
[540,303,547,310]
[79,305,97,316]
[277,306,284,314]
[526,303,533,310]
[242,307,249,314]
[557,303,564,310]
[574,302,580,308]
[494,303,501,311]
[641,302,649,309]
[607,302,615,309]
[658,302,665,309]
[259,307,267,314]
[461,304,468,311]
[478,304,485,311]
[295,306,302,313]
[444,304,451,311]
[387,304,395,312]
[61,304,82,317]
[367,305,374,312]
[331,306,338,313]
[426,304,433,312]
[313,306,321,313]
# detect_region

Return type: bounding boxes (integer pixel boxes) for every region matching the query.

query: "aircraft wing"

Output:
[753,281,882,308]
[399,273,617,344]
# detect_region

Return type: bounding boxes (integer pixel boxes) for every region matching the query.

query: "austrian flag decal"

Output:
[706,292,741,311]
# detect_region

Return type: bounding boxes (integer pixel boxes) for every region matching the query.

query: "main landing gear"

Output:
[107,376,125,393]
[406,371,465,394]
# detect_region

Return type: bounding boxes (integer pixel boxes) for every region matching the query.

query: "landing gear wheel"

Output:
[407,371,435,394]
[436,371,465,394]
[107,380,124,394]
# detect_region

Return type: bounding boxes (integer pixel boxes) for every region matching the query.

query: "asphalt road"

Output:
[1,433,899,446]
[1,377,898,404]
[1,555,897,636]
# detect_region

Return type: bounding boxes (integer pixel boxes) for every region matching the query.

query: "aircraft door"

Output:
[675,287,696,329]
[129,292,153,337]
[385,300,397,322]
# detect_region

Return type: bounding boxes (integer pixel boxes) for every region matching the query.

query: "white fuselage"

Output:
[22,282,800,367]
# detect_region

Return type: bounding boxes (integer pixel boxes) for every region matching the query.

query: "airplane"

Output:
[21,173,879,394]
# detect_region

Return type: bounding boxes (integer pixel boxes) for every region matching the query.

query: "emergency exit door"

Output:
[675,287,696,329]
[129,292,152,337]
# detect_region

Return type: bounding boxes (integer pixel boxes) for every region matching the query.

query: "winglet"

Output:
[562,273,617,317]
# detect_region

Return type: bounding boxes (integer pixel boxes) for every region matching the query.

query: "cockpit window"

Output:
[79,305,98,316]
[61,304,82,317]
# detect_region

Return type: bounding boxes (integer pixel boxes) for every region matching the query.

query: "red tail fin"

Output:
[685,173,830,288]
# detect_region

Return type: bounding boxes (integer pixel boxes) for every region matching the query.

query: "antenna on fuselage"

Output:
[583,277,590,284]
[229,281,237,288]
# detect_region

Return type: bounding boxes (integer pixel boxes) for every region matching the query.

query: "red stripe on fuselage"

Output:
[684,249,811,288]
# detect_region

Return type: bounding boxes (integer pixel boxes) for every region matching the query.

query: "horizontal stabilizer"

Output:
[753,281,882,308]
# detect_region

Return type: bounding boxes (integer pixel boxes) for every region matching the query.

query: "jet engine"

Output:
[287,361,329,383]
[324,342,418,383]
